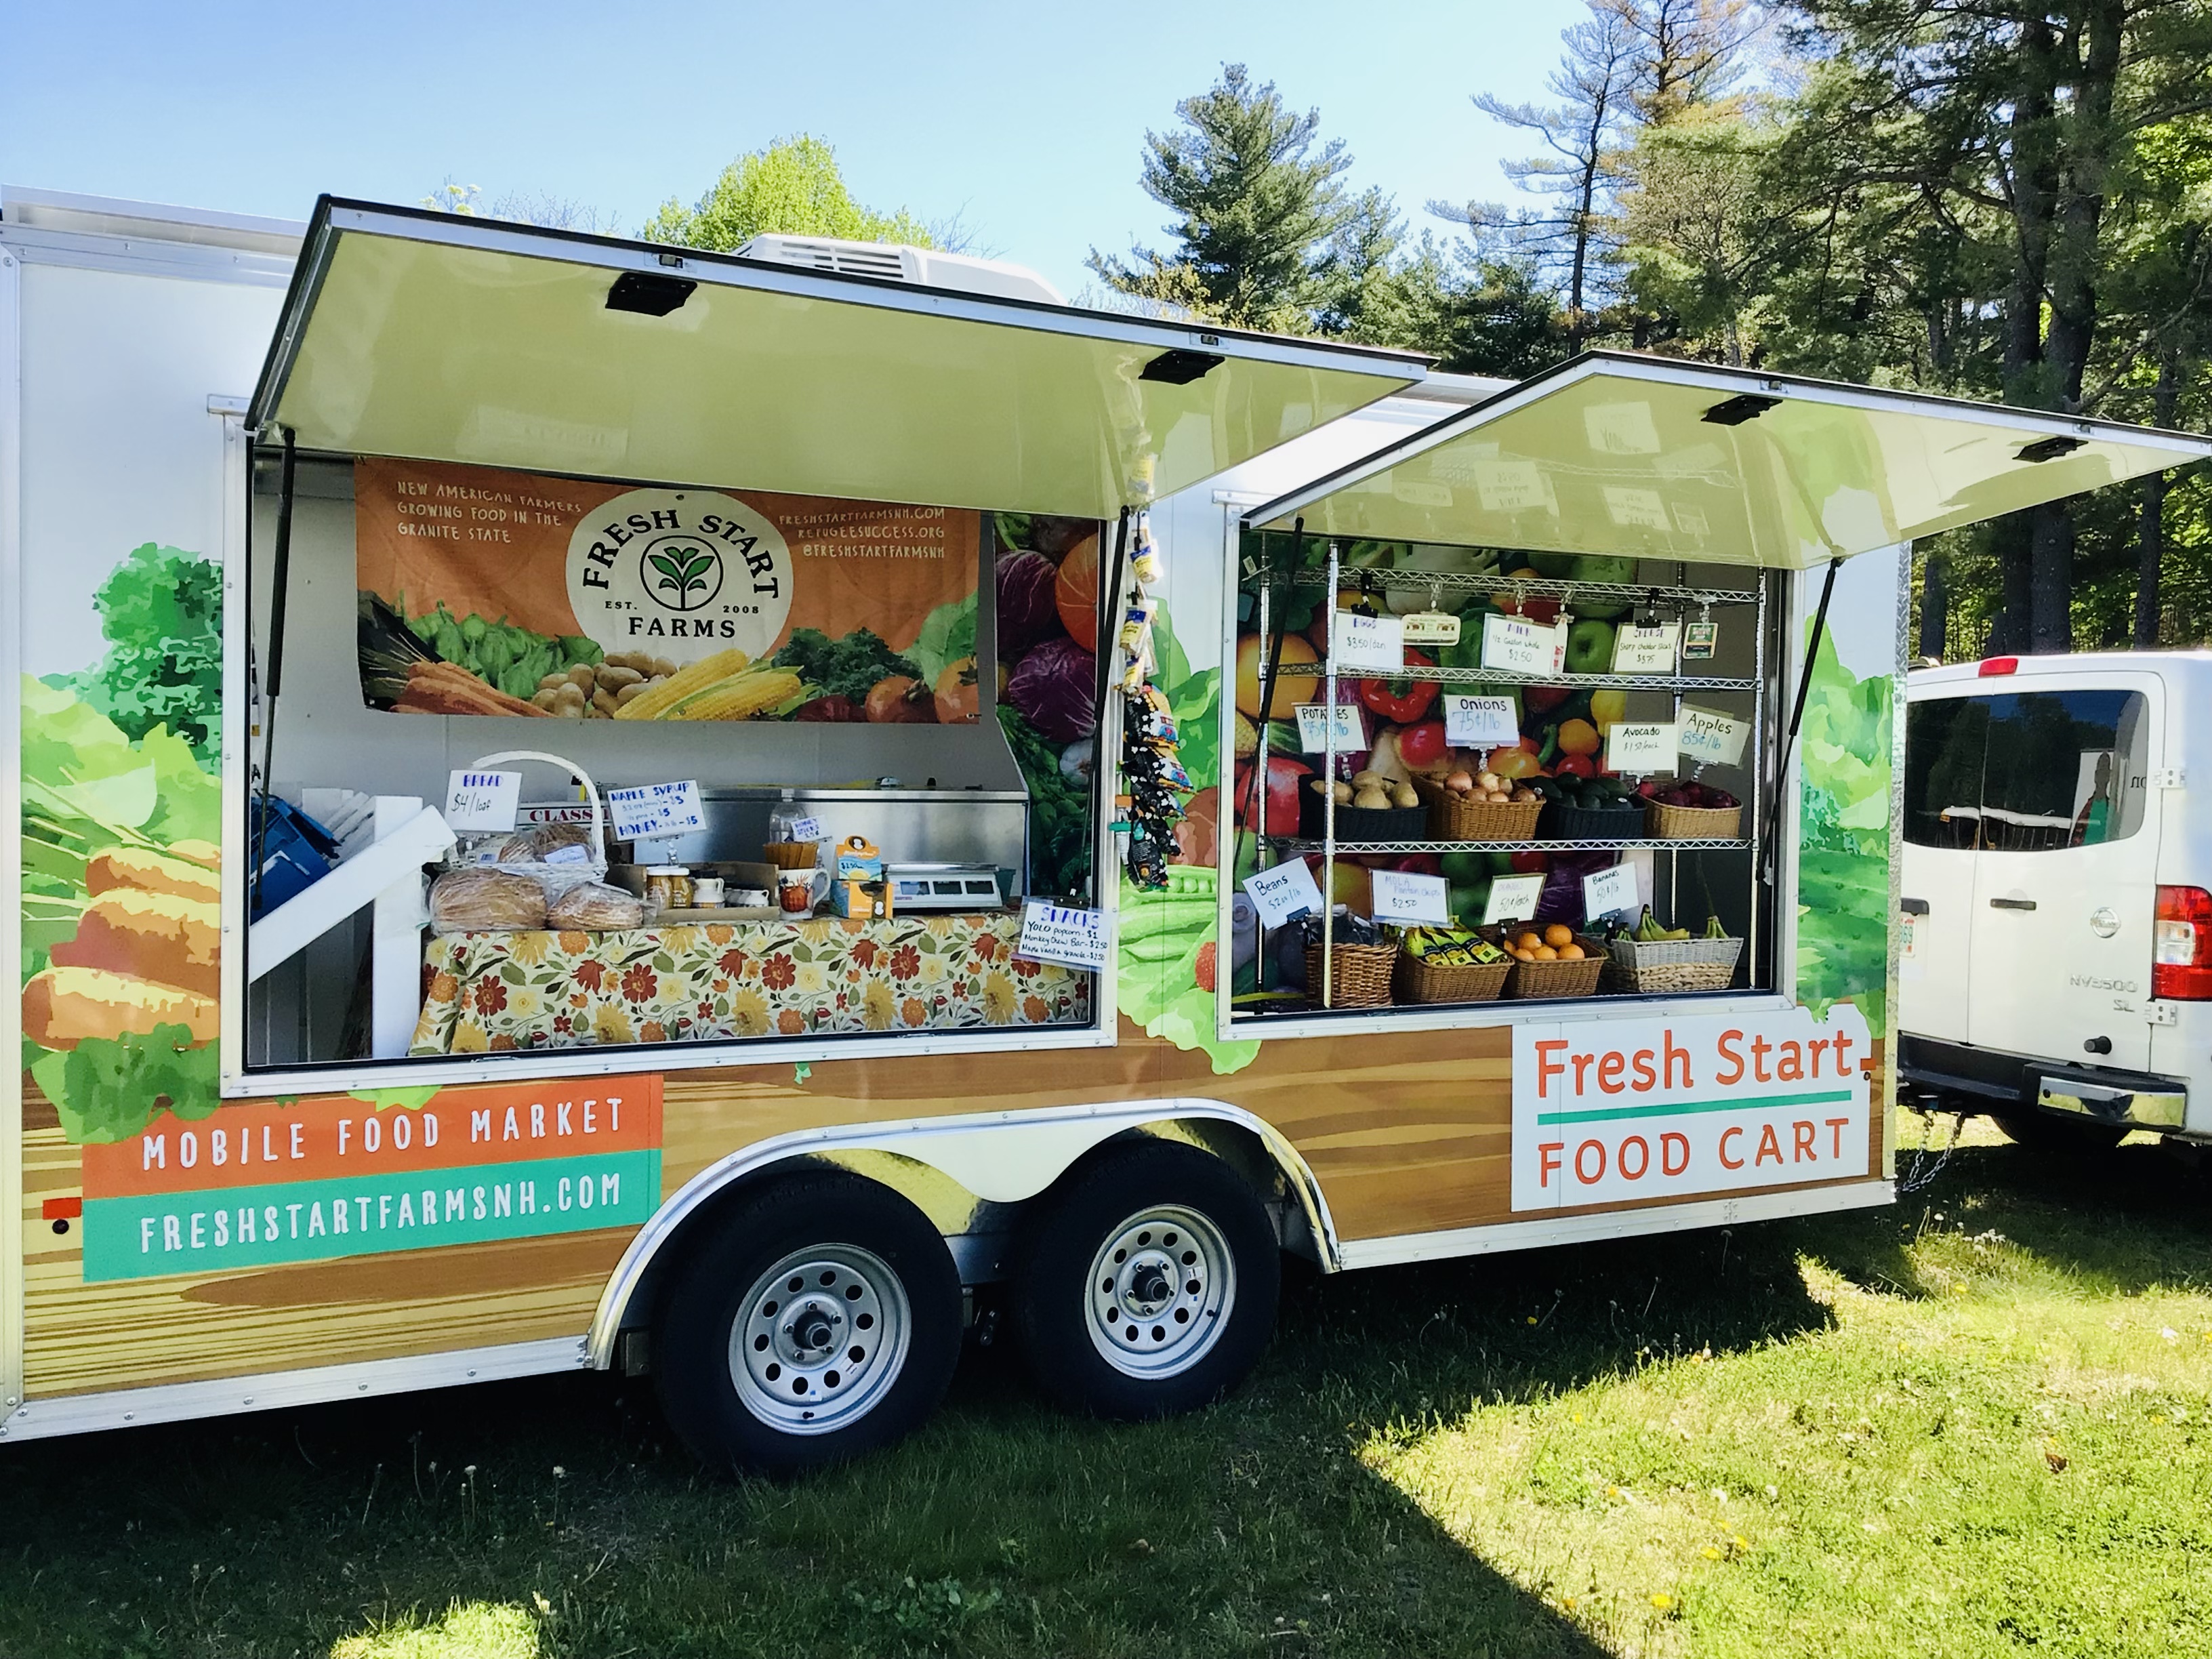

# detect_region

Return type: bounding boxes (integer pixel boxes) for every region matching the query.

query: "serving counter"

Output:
[411,912,1089,1055]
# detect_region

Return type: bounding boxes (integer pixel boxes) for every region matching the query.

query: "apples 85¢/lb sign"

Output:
[1510,1006,1872,1212]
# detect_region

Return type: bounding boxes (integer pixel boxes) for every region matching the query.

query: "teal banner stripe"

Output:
[1535,1088,1857,1128]
[81,1150,661,1283]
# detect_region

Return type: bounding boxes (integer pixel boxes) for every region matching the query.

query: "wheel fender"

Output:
[587,1097,1338,1368]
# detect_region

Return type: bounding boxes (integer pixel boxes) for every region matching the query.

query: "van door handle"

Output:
[1900,898,1929,916]
[1989,897,2037,911]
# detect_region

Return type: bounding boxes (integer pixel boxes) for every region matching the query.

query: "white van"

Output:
[1900,651,2212,1145]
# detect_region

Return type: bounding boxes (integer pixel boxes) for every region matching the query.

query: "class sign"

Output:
[1511,1006,1872,1211]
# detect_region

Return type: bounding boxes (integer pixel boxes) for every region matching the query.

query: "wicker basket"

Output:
[1414,773,1545,842]
[1395,945,1512,1004]
[1544,801,1646,842]
[1305,938,1399,1008]
[1643,800,1743,841]
[1502,933,1609,999]
[1603,933,1744,994]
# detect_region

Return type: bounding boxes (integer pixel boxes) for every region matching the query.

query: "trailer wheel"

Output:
[653,1172,961,1477]
[1012,1141,1279,1420]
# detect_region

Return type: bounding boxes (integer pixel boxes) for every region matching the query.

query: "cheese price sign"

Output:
[1509,1006,1872,1212]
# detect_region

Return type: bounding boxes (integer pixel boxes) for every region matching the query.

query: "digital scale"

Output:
[885,863,1005,911]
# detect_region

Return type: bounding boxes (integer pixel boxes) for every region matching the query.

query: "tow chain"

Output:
[1897,1105,1966,1193]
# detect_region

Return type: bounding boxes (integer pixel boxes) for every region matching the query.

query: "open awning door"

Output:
[1248,352,2212,567]
[247,199,1427,516]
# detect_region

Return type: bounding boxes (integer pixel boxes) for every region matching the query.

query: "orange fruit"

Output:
[1543,923,1574,947]
[1532,945,1559,961]
[1516,931,1542,951]
[1511,947,1534,961]
[1233,632,1318,721]
[1558,942,1586,960]
[1557,718,1600,757]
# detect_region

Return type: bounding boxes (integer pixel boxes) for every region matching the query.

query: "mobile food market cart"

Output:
[7,192,2206,1471]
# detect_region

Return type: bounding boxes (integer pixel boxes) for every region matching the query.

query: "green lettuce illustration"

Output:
[1118,867,1258,1075]
[1793,627,1893,1034]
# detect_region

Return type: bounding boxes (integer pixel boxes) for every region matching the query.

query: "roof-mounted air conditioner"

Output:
[737,233,1065,307]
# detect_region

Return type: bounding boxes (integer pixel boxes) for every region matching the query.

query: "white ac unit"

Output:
[737,233,1065,307]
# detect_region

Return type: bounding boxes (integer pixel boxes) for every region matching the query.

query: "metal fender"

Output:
[585,1097,1340,1368]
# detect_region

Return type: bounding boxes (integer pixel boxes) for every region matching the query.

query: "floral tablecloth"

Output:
[411,912,1091,1054]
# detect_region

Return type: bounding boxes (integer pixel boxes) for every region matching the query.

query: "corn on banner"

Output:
[354,459,982,724]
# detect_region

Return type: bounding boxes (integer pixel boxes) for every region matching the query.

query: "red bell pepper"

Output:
[1357,650,1437,724]
[1395,718,1449,771]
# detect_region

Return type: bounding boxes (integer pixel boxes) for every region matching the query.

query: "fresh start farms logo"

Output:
[1509,1006,1872,1211]
[75,1078,663,1282]
[565,488,794,664]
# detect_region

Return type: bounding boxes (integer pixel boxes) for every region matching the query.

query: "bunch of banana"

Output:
[1404,926,1508,966]
[613,649,805,720]
[1704,914,1729,939]
[1633,906,1694,943]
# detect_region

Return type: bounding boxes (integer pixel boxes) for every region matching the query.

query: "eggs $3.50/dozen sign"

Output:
[1509,1005,1872,1211]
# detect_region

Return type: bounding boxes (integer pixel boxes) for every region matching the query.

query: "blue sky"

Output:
[3,0,1582,296]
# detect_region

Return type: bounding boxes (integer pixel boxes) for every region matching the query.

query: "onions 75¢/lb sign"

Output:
[1509,1006,1872,1211]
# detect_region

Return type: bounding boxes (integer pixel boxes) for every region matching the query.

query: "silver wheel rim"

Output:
[728,1244,910,1435]
[1084,1204,1236,1379]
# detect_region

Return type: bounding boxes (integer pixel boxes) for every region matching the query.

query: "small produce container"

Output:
[1393,927,1512,1004]
[1639,779,1744,840]
[1498,926,1609,999]
[1298,782,1425,843]
[1603,933,1744,994]
[1304,938,1399,1008]
[1413,773,1544,842]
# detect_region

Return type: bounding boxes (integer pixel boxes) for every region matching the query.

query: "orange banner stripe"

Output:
[81,1077,663,1198]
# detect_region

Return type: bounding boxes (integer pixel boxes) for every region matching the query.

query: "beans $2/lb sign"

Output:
[1509,1006,1872,1212]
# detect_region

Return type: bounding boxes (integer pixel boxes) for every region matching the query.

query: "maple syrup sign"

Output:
[1510,1006,1872,1211]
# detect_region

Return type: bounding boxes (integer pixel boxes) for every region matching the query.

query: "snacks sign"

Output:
[75,1078,663,1282]
[1510,1006,1872,1211]
[354,459,980,723]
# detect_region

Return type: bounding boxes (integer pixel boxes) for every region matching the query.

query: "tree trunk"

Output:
[2134,349,2181,647]
[1991,515,2033,656]
[2029,501,2074,653]
[1919,551,1949,660]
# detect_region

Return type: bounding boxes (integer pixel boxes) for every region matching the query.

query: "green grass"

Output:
[5,1117,2212,1658]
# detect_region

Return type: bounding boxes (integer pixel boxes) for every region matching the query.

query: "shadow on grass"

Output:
[9,1134,2200,1657]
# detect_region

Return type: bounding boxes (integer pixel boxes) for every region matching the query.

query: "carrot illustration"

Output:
[87,845,222,904]
[50,888,221,996]
[22,966,218,1049]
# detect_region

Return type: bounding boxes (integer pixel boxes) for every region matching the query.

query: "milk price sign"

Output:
[1509,1005,1872,1211]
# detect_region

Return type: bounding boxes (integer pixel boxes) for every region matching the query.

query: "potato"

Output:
[1391,782,1418,808]
[596,663,643,691]
[1332,780,1353,804]
[531,689,562,712]
[566,664,596,693]
[1353,787,1391,810]
[651,656,678,679]
[537,672,570,693]
[591,687,620,716]
[615,680,653,707]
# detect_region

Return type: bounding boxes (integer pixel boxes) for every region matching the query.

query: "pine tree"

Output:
[1089,64,1357,332]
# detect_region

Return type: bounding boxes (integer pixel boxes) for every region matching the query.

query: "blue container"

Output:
[250,797,342,918]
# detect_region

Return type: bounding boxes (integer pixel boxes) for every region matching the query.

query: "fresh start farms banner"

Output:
[354,459,981,723]
[1510,1006,1872,1212]
[75,1078,663,1282]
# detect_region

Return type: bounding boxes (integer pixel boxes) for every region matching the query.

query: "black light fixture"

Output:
[606,270,697,316]
[1139,348,1225,386]
[2016,434,2085,464]
[1702,392,1782,426]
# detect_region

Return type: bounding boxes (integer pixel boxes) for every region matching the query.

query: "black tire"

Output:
[653,1171,961,1477]
[1993,1108,2130,1154]
[1012,1141,1279,1421]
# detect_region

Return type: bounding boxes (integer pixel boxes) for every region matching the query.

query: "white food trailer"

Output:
[5,188,2204,1472]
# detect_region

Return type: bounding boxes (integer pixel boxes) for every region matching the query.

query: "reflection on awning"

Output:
[1248,352,2212,569]
[248,199,1427,518]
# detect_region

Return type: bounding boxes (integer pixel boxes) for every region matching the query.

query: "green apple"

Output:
[1565,617,1616,674]
[1572,554,1638,618]
[1439,851,1492,885]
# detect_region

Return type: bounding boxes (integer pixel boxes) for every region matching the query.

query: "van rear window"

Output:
[1904,690,2148,851]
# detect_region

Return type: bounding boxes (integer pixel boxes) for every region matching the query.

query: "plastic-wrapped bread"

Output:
[545,880,647,930]
[429,868,548,933]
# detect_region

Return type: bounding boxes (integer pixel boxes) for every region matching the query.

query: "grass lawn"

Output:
[4,1115,2211,1658]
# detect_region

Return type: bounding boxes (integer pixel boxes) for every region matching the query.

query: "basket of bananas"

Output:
[1604,907,1744,993]
[1394,925,1514,1004]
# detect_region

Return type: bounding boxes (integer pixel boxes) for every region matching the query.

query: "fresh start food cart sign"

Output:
[75,1078,663,1282]
[1510,1006,1872,1211]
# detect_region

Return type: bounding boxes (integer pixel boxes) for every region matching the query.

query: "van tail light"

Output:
[2154,886,2212,1000]
[1978,656,2019,676]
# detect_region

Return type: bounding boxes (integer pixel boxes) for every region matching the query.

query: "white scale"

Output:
[884,862,1006,911]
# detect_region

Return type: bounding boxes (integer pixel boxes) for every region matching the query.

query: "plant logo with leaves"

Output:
[642,539,722,612]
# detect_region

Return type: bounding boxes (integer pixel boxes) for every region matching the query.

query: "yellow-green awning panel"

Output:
[249,199,1427,516]
[1250,352,2211,569]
